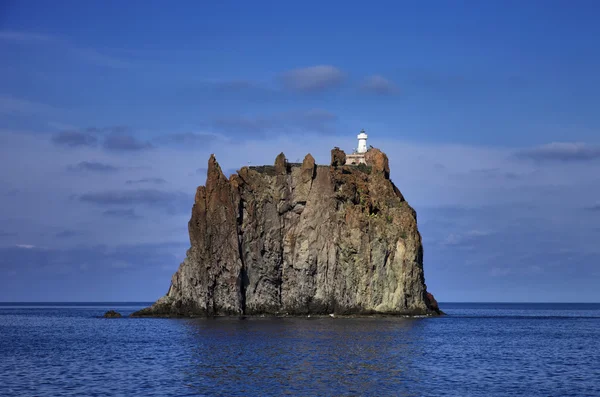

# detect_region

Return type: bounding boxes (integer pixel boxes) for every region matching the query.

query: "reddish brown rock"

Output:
[133,147,440,317]
[365,148,390,179]
[330,147,346,167]
[426,291,441,314]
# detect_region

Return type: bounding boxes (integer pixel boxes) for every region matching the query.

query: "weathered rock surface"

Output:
[133,148,441,317]
[330,147,346,167]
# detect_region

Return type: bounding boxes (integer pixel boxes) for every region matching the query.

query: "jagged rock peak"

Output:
[206,153,227,183]
[365,148,390,179]
[330,147,346,167]
[274,152,287,174]
[133,147,441,318]
[301,154,316,182]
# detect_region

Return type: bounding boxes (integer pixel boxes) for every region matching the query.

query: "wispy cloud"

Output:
[360,75,399,95]
[0,232,17,237]
[0,241,190,296]
[441,229,493,248]
[103,133,154,152]
[80,189,179,205]
[585,203,600,211]
[213,109,338,135]
[214,116,275,134]
[155,132,223,147]
[67,161,119,173]
[3,126,600,301]
[52,130,99,148]
[516,142,600,162]
[55,230,83,238]
[280,65,344,93]
[102,208,142,219]
[210,80,275,96]
[469,168,521,180]
[51,126,152,151]
[125,178,167,185]
[191,167,208,177]
[79,189,191,214]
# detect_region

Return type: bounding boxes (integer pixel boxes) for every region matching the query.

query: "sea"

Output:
[0,302,598,397]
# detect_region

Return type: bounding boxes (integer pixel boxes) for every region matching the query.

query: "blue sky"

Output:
[1,0,599,302]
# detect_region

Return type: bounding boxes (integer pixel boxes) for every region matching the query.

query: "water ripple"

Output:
[1,304,599,396]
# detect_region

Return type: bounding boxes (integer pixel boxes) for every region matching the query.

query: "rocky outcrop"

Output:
[330,147,346,167]
[103,310,122,318]
[133,148,441,317]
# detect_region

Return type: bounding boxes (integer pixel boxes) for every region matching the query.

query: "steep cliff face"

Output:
[134,148,440,317]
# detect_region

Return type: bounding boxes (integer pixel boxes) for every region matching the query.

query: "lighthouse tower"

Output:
[357,129,368,153]
[345,129,369,165]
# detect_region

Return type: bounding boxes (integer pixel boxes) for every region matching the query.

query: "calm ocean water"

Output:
[1,302,599,396]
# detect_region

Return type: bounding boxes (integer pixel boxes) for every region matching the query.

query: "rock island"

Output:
[133,132,441,317]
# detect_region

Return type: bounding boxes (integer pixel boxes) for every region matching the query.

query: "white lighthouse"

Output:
[345,129,369,165]
[357,129,368,153]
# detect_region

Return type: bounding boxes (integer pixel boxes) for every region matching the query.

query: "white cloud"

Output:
[280,65,344,92]
[2,129,600,276]
[360,75,399,95]
[1,127,600,302]
[442,229,492,247]
[516,142,600,162]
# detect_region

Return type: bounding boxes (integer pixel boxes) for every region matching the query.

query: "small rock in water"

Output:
[103,310,122,318]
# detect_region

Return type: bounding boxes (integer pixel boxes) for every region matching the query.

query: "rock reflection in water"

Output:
[3,303,599,396]
[180,317,423,396]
